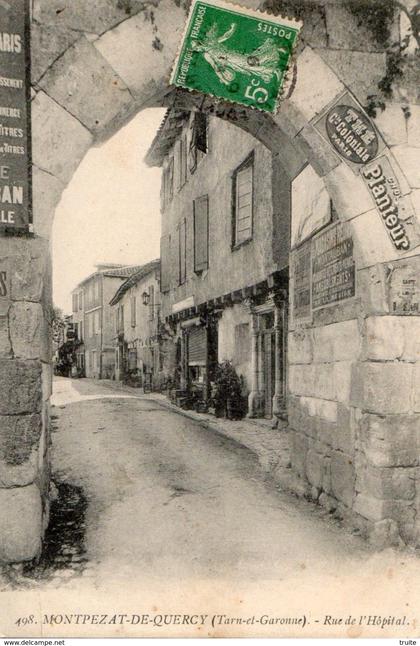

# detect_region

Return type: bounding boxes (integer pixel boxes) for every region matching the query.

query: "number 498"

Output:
[15,615,35,626]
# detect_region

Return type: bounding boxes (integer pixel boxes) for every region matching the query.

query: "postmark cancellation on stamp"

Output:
[170,0,301,113]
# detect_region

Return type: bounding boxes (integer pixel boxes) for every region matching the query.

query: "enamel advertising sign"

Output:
[0,0,32,233]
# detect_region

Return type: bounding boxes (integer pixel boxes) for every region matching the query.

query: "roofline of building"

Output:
[72,265,144,292]
[109,259,160,306]
[144,108,190,168]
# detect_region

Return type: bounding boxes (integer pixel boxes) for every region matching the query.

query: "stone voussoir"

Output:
[31,90,94,185]
[288,46,345,123]
[37,36,134,137]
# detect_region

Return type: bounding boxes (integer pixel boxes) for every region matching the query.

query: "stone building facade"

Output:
[1,0,420,561]
[71,285,85,374]
[71,264,142,379]
[146,111,290,417]
[109,259,161,386]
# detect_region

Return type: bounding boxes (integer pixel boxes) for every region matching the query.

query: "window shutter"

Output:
[178,137,187,188]
[168,158,174,200]
[194,195,209,273]
[234,159,253,245]
[160,235,170,292]
[194,113,208,153]
[179,219,186,285]
[189,138,197,173]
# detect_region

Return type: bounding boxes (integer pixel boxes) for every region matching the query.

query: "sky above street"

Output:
[52,108,166,313]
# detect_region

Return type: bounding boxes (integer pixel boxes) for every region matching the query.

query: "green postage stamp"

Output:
[170,0,301,113]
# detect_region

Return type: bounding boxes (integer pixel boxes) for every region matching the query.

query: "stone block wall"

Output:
[288,318,361,516]
[0,237,52,562]
[287,268,420,547]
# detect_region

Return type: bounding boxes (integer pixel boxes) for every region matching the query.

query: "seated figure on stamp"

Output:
[190,23,287,85]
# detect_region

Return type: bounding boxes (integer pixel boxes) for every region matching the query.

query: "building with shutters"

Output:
[145,109,292,418]
[109,259,161,387]
[71,286,85,375]
[71,264,144,379]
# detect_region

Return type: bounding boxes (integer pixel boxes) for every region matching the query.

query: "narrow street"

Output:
[3,376,420,640]
[36,376,374,588]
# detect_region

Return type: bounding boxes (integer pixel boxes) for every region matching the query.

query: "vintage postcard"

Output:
[0,0,420,641]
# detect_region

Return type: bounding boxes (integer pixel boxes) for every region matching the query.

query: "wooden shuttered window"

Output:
[188,326,207,366]
[233,153,254,247]
[179,218,186,285]
[160,234,171,292]
[194,113,208,153]
[162,158,174,207]
[189,113,208,173]
[193,195,209,273]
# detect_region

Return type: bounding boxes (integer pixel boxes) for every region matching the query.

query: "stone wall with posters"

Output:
[286,86,420,547]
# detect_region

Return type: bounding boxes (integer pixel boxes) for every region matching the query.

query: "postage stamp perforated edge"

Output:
[168,0,303,113]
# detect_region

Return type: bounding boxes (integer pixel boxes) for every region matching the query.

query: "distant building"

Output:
[110,259,161,387]
[145,110,291,418]
[71,264,143,379]
[71,286,85,375]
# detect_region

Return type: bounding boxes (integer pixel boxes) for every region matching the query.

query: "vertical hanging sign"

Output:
[0,0,32,233]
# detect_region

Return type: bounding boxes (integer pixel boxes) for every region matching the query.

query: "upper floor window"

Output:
[78,291,83,311]
[88,283,94,308]
[90,310,100,336]
[193,194,209,273]
[72,293,78,313]
[189,113,208,173]
[160,234,171,293]
[162,157,174,209]
[232,152,254,248]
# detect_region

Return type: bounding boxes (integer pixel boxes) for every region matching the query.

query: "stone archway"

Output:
[1,0,420,561]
